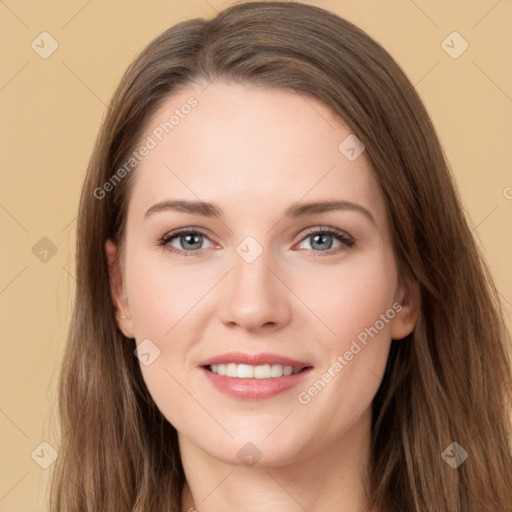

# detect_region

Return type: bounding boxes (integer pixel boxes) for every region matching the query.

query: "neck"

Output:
[179,407,376,512]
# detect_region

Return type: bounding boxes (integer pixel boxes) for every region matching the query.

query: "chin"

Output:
[196,429,311,469]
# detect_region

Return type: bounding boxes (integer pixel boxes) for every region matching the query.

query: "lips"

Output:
[199,351,313,399]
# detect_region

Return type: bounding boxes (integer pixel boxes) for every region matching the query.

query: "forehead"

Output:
[127,82,385,224]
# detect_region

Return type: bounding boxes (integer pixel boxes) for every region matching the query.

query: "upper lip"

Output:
[199,352,312,369]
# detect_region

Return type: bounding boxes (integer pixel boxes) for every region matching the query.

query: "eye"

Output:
[159,228,215,257]
[295,226,355,257]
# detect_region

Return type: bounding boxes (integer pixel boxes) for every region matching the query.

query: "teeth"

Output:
[210,363,302,378]
[237,364,254,378]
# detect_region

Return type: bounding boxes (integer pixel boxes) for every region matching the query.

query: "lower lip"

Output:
[201,367,313,400]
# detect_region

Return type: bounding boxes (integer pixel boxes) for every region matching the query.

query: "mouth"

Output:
[199,352,313,400]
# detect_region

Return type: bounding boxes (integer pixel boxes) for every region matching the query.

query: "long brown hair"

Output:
[49,2,512,510]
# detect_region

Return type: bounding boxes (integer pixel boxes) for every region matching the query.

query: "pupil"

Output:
[183,234,202,250]
[312,233,332,250]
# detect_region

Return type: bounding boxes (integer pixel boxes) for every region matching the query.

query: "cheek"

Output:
[293,257,397,414]
[123,254,205,428]
[124,251,213,339]
[304,258,398,348]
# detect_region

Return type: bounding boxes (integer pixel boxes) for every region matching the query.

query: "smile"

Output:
[199,352,313,399]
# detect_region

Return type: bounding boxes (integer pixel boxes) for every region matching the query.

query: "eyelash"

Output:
[158,226,355,258]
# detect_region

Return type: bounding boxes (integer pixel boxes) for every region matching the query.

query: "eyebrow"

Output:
[144,199,376,226]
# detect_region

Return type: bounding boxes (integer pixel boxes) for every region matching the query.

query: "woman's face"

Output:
[107,81,419,467]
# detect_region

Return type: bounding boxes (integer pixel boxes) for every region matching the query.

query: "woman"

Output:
[50,2,512,511]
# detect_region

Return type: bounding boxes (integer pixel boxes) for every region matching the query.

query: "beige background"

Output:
[0,0,511,509]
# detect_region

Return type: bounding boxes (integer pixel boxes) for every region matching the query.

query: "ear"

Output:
[105,239,135,338]
[391,271,421,340]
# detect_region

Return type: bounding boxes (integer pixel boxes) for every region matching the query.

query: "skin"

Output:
[106,81,420,512]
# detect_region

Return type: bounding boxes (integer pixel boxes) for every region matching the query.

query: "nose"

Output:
[217,247,292,333]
